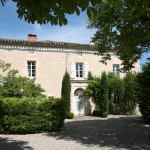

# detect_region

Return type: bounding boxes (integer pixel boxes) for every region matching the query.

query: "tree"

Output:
[0,69,45,98]
[1,0,99,26]
[88,0,150,71]
[138,62,150,122]
[123,72,138,115]
[107,72,124,114]
[88,71,94,80]
[61,71,71,116]
[142,61,150,72]
[0,60,45,98]
[0,60,11,85]
[85,71,139,116]
[84,76,100,108]
[0,60,11,72]
[99,71,109,117]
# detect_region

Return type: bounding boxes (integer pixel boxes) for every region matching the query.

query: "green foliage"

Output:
[88,0,150,71]
[61,71,71,116]
[2,0,99,26]
[88,71,94,80]
[142,62,150,72]
[92,110,101,117]
[99,72,109,117]
[107,72,124,114]
[66,112,74,119]
[84,76,100,107]
[0,60,11,72]
[138,62,150,122]
[123,72,138,115]
[84,72,109,117]
[0,68,45,98]
[85,71,138,116]
[0,97,65,134]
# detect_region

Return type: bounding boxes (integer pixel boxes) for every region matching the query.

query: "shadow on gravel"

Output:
[48,116,150,150]
[0,137,33,150]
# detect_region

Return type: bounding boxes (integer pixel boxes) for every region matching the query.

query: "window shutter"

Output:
[70,62,75,78]
[84,63,89,79]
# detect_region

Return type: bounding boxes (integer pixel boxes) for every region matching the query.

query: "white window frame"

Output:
[76,63,83,78]
[113,64,120,76]
[27,61,36,77]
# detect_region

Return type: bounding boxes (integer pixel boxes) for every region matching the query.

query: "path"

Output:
[0,115,150,150]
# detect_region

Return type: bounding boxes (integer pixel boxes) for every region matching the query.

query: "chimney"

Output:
[27,34,37,41]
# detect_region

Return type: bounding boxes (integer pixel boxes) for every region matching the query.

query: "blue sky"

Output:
[0,1,150,67]
[0,1,95,43]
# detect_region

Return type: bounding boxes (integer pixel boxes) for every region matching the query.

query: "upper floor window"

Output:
[76,63,83,77]
[70,62,89,79]
[28,50,35,55]
[113,64,120,76]
[76,52,82,56]
[27,61,36,77]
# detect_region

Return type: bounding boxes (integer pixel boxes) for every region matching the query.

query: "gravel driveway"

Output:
[0,115,150,150]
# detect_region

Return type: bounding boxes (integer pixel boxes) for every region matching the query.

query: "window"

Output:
[28,50,35,55]
[76,63,83,77]
[70,62,89,79]
[76,52,82,56]
[113,64,120,76]
[27,61,36,77]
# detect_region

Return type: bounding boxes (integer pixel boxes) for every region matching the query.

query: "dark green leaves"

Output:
[61,71,71,116]
[88,0,150,71]
[0,0,100,26]
[0,0,7,6]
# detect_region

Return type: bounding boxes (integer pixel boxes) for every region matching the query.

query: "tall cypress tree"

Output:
[61,71,71,116]
[100,71,109,117]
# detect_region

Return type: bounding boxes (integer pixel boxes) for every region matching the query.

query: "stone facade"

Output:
[0,36,140,115]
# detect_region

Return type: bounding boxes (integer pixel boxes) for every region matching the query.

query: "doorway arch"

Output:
[73,88,84,115]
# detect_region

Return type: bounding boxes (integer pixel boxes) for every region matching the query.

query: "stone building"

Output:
[0,34,140,115]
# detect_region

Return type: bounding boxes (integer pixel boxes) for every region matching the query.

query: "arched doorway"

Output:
[73,88,84,115]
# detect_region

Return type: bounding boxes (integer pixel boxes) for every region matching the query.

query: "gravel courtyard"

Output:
[0,115,150,150]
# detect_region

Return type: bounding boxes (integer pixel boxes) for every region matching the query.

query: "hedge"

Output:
[0,97,65,134]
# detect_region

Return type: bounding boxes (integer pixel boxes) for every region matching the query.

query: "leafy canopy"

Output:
[0,69,45,98]
[88,0,150,71]
[1,0,99,26]
[85,71,138,115]
[0,60,45,98]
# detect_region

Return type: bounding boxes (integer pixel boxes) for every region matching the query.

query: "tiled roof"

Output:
[0,38,95,51]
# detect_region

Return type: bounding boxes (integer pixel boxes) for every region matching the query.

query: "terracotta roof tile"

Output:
[0,38,95,51]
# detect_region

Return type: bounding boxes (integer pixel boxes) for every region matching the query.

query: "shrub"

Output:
[107,72,124,114]
[84,77,100,108]
[61,71,71,117]
[85,71,139,117]
[99,72,109,117]
[0,97,65,134]
[0,69,45,98]
[66,112,74,119]
[88,71,94,80]
[123,72,138,115]
[92,110,101,117]
[138,62,150,122]
[84,72,109,117]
